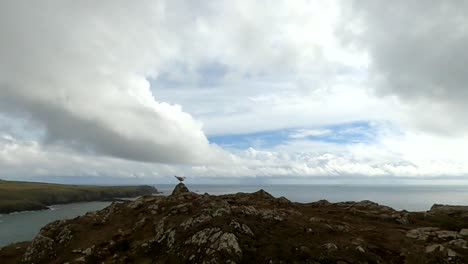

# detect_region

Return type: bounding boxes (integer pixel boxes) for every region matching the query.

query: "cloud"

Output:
[289,129,332,139]
[342,1,468,134]
[0,1,232,164]
[2,1,468,182]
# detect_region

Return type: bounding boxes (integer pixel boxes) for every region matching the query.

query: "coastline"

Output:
[0,180,159,214]
[3,183,468,263]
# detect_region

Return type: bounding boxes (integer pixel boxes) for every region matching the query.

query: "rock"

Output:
[21,235,56,263]
[309,217,326,223]
[435,230,461,240]
[276,196,291,205]
[186,228,241,258]
[181,214,212,229]
[213,207,231,217]
[314,199,331,206]
[448,248,457,257]
[252,189,274,200]
[82,247,93,256]
[449,239,467,248]
[460,228,468,236]
[299,246,311,254]
[171,183,190,196]
[73,256,86,262]
[230,221,254,237]
[186,228,222,246]
[430,204,468,214]
[406,227,440,241]
[425,244,444,253]
[210,232,242,256]
[166,229,176,248]
[323,243,338,251]
[4,182,468,264]
[392,213,410,225]
[356,246,365,253]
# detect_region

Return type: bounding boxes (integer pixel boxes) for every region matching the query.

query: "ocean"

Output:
[2,184,468,247]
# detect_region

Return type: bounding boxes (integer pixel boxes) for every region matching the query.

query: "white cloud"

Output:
[342,1,468,135]
[0,1,235,164]
[1,1,468,182]
[289,129,332,139]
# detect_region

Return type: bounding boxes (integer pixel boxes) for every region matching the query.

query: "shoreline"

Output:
[3,184,468,263]
[0,180,159,214]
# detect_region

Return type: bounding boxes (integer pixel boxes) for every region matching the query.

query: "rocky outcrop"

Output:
[2,184,468,263]
[430,204,468,215]
[171,182,190,196]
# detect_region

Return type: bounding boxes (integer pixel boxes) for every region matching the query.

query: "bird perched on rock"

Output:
[174,175,186,182]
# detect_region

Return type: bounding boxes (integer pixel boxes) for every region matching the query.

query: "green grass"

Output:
[0,180,157,213]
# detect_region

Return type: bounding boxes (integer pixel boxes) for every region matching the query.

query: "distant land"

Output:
[0,179,158,214]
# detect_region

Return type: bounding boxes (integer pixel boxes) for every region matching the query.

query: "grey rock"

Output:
[356,246,365,253]
[406,227,440,241]
[425,244,444,253]
[21,235,56,263]
[323,242,338,251]
[171,183,190,196]
[449,239,467,248]
[435,230,461,240]
[460,228,468,236]
[430,204,468,214]
[448,248,457,257]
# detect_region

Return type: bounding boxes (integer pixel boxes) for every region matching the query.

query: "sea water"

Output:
[2,184,468,247]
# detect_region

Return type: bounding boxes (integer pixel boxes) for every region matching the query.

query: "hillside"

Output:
[0,180,158,214]
[1,183,468,263]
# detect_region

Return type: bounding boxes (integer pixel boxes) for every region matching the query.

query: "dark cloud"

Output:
[0,1,228,164]
[344,1,468,133]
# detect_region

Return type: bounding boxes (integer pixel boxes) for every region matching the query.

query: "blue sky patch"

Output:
[208,121,380,149]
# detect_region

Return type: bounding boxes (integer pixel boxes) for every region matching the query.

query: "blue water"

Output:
[0,202,111,247]
[167,184,468,212]
[2,184,468,247]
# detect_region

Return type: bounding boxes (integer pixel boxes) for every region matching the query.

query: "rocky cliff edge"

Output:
[1,184,468,263]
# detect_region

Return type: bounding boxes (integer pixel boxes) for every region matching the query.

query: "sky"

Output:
[1,1,468,184]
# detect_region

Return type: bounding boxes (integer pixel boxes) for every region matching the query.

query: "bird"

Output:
[174,175,186,182]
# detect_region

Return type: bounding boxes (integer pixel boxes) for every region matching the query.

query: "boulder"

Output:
[460,229,468,236]
[171,183,190,196]
[429,204,468,214]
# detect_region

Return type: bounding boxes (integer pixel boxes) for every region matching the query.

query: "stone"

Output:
[425,244,444,253]
[82,247,93,256]
[460,229,468,236]
[356,246,365,253]
[213,207,231,217]
[230,221,254,237]
[447,248,457,257]
[166,230,176,248]
[171,183,190,196]
[430,204,468,214]
[210,232,242,255]
[21,235,56,263]
[74,256,86,262]
[186,228,222,246]
[435,230,461,240]
[276,196,291,205]
[323,243,338,251]
[181,214,212,229]
[406,227,440,241]
[449,239,467,248]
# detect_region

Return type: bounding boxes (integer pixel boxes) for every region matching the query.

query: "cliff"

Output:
[1,184,468,263]
[0,180,158,214]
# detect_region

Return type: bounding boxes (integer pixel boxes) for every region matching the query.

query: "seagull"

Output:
[174,175,186,182]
